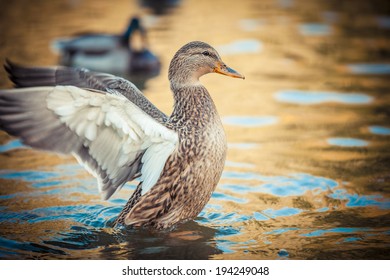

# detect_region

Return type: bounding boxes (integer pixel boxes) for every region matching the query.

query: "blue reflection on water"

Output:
[316,207,329,212]
[347,63,390,75]
[301,227,371,237]
[299,23,332,36]
[328,189,390,209]
[222,172,338,196]
[327,137,369,147]
[253,212,269,221]
[263,207,302,218]
[32,181,63,188]
[0,139,26,153]
[198,211,251,225]
[264,228,299,235]
[221,184,254,194]
[222,171,260,180]
[217,39,262,55]
[223,116,278,127]
[369,126,390,135]
[259,173,338,197]
[277,249,289,258]
[340,237,362,243]
[275,90,373,105]
[211,192,248,204]
[0,170,60,181]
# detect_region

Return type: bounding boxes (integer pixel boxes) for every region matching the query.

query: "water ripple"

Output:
[0,139,27,153]
[301,227,371,237]
[328,190,390,209]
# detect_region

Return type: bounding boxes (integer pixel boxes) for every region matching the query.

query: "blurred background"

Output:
[0,0,389,259]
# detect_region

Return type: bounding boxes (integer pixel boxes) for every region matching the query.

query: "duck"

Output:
[0,41,244,230]
[51,17,161,76]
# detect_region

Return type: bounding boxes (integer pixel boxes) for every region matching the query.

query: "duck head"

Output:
[168,41,244,88]
[121,17,145,47]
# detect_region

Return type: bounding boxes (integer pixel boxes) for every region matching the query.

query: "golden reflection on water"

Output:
[0,0,389,259]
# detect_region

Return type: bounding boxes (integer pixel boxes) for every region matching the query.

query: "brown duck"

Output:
[0,41,244,229]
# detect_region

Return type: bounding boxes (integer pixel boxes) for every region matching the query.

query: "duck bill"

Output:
[214,63,245,79]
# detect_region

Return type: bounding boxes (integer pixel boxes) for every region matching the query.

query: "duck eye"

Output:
[202,51,211,56]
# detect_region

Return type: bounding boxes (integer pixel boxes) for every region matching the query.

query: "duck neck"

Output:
[170,84,219,126]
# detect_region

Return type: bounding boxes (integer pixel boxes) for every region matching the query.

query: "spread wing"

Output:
[0,85,178,200]
[5,61,167,123]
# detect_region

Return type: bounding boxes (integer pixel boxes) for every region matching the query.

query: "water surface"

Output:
[0,0,389,260]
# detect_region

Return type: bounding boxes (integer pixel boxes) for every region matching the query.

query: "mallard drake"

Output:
[51,17,160,76]
[0,41,244,230]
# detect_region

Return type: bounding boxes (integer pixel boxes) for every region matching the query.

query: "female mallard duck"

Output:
[52,17,160,76]
[0,41,244,230]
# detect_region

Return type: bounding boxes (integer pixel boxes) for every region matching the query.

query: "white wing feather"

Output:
[46,85,178,198]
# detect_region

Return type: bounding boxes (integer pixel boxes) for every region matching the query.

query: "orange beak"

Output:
[214,62,245,79]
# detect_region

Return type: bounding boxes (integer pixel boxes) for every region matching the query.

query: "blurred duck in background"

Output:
[51,17,161,78]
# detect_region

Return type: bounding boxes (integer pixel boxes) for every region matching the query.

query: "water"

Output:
[0,0,389,260]
[299,23,332,36]
[347,63,390,75]
[274,90,373,105]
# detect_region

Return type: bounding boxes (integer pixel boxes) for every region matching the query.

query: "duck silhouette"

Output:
[51,17,161,77]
